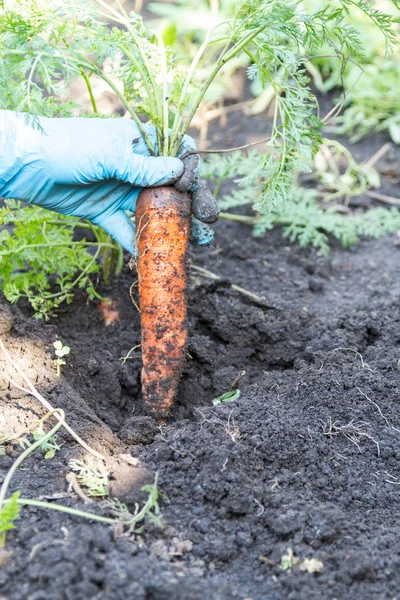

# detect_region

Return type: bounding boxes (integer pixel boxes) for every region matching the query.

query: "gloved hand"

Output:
[0,110,218,253]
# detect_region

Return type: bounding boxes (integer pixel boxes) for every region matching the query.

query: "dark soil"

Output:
[1,103,400,600]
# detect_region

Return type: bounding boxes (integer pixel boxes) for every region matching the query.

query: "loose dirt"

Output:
[1,114,400,599]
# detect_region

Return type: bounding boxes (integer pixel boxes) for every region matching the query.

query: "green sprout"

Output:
[213,370,245,406]
[53,340,71,377]
[32,423,62,459]
[279,548,298,571]
[19,421,62,459]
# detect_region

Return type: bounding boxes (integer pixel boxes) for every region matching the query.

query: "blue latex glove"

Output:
[0,110,215,253]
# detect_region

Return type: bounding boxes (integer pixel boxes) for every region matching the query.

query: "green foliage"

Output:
[69,457,109,497]
[304,0,400,143]
[333,59,400,143]
[0,200,110,319]
[0,0,398,315]
[0,491,20,547]
[19,421,62,459]
[255,190,400,255]
[138,478,162,530]
[1,0,398,204]
[32,424,61,459]
[202,151,400,254]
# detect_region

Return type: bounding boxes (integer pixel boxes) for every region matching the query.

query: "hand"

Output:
[0,110,217,253]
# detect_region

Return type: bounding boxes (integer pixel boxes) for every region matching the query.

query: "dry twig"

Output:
[191,263,266,304]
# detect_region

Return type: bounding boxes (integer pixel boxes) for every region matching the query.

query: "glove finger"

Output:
[190,216,214,246]
[127,154,184,187]
[191,184,219,223]
[177,133,197,157]
[92,209,136,254]
[175,154,200,192]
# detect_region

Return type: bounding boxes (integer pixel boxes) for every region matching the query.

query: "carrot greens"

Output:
[0,0,399,316]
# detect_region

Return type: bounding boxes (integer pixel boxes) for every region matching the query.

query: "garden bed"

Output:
[1,113,400,599]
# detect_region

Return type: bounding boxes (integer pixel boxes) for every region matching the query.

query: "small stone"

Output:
[0,305,13,335]
[0,549,12,568]
[87,359,99,376]
[308,277,324,293]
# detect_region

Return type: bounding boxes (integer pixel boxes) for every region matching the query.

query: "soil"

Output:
[1,100,400,600]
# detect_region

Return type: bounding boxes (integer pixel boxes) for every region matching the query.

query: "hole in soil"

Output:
[366,327,380,346]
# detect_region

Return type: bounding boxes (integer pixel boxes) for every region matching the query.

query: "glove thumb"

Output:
[92,209,136,254]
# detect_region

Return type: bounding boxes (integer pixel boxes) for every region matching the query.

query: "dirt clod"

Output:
[108,463,154,507]
[0,303,13,335]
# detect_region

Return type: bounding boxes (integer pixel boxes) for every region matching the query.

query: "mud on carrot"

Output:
[135,187,192,420]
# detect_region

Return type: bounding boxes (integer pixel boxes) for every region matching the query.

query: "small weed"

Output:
[279,548,324,573]
[109,473,162,533]
[19,420,62,460]
[68,457,109,497]
[53,340,70,377]
[0,491,20,547]
[32,424,61,459]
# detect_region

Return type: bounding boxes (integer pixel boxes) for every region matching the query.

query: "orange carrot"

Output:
[135,187,191,419]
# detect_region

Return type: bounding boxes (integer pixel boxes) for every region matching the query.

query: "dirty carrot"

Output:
[135,187,191,419]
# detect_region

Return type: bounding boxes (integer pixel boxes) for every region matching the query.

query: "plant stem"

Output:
[26,52,44,111]
[79,68,98,114]
[222,26,264,63]
[9,498,116,524]
[0,241,115,257]
[120,44,159,128]
[125,473,159,527]
[170,26,216,147]
[151,30,169,155]
[82,63,155,155]
[42,246,102,300]
[213,167,231,199]
[170,25,265,155]
[0,410,65,513]
[93,0,163,146]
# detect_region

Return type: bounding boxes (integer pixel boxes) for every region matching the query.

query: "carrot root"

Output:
[135,187,191,419]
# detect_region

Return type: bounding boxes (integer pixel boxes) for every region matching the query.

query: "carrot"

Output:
[135,187,191,419]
